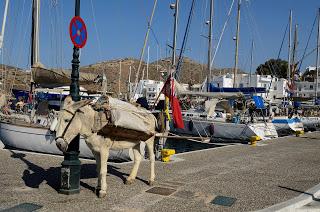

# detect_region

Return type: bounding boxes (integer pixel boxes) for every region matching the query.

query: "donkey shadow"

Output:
[10,151,148,192]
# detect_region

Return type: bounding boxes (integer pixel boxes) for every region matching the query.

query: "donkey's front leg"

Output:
[145,136,155,185]
[126,143,143,185]
[98,145,109,198]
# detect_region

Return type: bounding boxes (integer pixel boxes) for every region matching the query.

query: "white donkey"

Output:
[54,96,157,198]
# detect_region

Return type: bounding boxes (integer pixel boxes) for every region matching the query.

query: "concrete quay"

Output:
[0,132,320,211]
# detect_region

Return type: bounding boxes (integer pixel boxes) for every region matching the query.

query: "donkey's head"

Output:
[54,96,92,153]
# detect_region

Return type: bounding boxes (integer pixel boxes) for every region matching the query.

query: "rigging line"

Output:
[60,1,64,69]
[90,0,103,61]
[199,0,208,70]
[13,0,28,67]
[244,2,278,77]
[296,45,320,66]
[132,0,158,99]
[150,27,159,45]
[210,0,235,69]
[16,0,31,68]
[298,14,317,72]
[175,0,196,80]
[6,0,20,67]
[277,21,289,59]
[48,0,54,67]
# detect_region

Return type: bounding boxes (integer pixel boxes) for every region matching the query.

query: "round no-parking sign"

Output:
[69,16,87,48]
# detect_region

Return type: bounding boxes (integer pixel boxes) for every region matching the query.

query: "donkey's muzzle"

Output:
[56,138,68,153]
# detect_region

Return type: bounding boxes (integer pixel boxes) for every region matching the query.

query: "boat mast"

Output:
[315,8,320,102]
[118,60,121,96]
[147,46,150,80]
[0,0,9,49]
[292,24,298,77]
[287,10,292,84]
[131,0,158,100]
[249,40,254,87]
[207,0,214,91]
[31,0,40,67]
[171,0,179,70]
[233,0,241,88]
[0,0,9,91]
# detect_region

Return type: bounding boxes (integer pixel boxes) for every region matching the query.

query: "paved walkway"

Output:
[0,132,320,211]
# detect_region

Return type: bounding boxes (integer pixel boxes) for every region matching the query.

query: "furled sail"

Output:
[32,67,101,89]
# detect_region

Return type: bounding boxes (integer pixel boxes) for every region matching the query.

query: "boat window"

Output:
[200,115,206,118]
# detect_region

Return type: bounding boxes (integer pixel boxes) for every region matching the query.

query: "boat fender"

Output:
[188,120,193,131]
[209,124,214,135]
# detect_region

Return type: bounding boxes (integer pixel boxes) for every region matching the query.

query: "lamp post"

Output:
[59,0,81,195]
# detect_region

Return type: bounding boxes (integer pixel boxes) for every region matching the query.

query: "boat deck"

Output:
[0,132,320,211]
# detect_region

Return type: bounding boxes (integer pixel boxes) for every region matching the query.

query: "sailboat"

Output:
[271,10,304,136]
[169,0,278,142]
[0,0,134,161]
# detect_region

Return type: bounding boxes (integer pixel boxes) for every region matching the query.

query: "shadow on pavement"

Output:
[9,150,149,192]
[279,186,320,201]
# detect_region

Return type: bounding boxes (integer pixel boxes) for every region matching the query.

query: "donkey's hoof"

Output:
[98,190,107,198]
[148,180,155,186]
[125,178,135,185]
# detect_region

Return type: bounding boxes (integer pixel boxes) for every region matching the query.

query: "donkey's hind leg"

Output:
[145,136,155,185]
[126,143,143,185]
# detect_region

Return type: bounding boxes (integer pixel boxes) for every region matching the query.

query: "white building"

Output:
[210,73,289,100]
[130,80,165,105]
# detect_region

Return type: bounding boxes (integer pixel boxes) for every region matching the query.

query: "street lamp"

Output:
[59,0,81,195]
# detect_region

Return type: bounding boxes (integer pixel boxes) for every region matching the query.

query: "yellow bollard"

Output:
[161,149,175,162]
[295,130,304,137]
[250,136,261,146]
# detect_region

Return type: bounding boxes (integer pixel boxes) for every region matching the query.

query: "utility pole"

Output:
[233,0,241,88]
[207,0,214,91]
[315,8,320,102]
[60,0,81,195]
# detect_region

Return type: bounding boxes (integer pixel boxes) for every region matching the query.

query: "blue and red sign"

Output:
[69,16,87,48]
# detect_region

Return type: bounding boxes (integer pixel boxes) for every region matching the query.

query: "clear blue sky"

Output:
[0,0,320,74]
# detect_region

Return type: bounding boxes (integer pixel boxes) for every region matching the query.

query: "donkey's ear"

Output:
[72,99,93,111]
[63,96,73,108]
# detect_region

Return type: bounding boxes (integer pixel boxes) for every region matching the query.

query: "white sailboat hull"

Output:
[300,117,320,131]
[0,121,134,161]
[170,119,278,141]
[272,117,304,136]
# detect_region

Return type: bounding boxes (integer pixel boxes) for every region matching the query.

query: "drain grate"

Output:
[145,186,176,196]
[211,196,236,207]
[1,203,43,212]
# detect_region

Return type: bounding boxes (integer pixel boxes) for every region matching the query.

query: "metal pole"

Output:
[172,0,179,68]
[207,0,213,91]
[59,0,81,195]
[131,0,158,99]
[0,0,9,49]
[31,0,40,67]
[249,40,254,87]
[288,10,292,83]
[147,46,150,80]
[233,0,241,88]
[315,8,320,102]
[118,60,121,96]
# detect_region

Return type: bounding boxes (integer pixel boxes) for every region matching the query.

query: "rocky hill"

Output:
[0,64,30,92]
[0,58,246,94]
[80,57,245,95]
